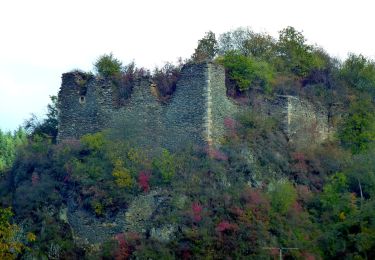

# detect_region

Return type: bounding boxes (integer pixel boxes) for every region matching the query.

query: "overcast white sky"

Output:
[1,0,374,131]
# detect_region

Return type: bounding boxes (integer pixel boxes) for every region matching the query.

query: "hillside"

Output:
[1,27,375,259]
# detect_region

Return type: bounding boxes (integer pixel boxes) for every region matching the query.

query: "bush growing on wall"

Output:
[113,62,137,105]
[94,53,122,78]
[152,62,181,98]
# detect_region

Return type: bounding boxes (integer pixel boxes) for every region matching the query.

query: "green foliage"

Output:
[153,149,176,182]
[219,51,274,92]
[81,132,106,152]
[317,170,375,259]
[268,179,297,214]
[94,53,122,78]
[92,201,104,216]
[340,54,375,93]
[3,26,375,259]
[320,172,349,209]
[0,128,26,173]
[191,31,218,63]
[243,31,276,61]
[276,26,324,77]
[338,97,375,154]
[71,157,108,184]
[345,149,375,199]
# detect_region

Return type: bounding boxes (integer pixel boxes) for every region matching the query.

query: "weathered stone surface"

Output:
[264,95,329,146]
[57,63,331,150]
[57,63,236,151]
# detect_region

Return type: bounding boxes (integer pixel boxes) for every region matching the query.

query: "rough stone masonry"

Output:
[57,62,330,150]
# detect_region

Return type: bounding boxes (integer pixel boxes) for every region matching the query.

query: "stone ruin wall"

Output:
[57,62,332,150]
[57,63,237,151]
[265,95,329,144]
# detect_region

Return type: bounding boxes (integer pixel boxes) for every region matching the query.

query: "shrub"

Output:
[152,62,181,98]
[94,53,122,78]
[152,149,176,182]
[138,171,150,192]
[0,207,24,258]
[112,62,136,105]
[81,132,105,152]
[268,179,297,214]
[219,51,274,93]
[112,159,133,188]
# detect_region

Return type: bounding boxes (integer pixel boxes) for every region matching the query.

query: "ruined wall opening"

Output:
[79,96,86,104]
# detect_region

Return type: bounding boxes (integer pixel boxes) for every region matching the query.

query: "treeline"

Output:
[0,128,26,173]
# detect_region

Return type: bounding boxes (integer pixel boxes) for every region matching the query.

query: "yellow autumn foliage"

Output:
[112,159,133,188]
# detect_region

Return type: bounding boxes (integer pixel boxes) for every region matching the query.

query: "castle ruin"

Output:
[57,62,330,150]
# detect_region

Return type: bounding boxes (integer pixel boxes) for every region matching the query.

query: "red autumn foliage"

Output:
[291,201,303,214]
[182,250,192,260]
[296,185,313,203]
[215,220,238,233]
[114,233,129,260]
[302,252,316,260]
[207,147,228,161]
[31,172,40,186]
[240,188,270,224]
[138,171,151,192]
[230,206,245,217]
[224,117,239,139]
[191,202,203,222]
[242,187,268,206]
[292,152,305,161]
[224,117,236,130]
[292,152,308,172]
[270,248,279,257]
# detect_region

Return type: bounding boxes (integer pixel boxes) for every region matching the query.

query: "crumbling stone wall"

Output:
[262,95,329,145]
[57,63,236,151]
[57,63,330,150]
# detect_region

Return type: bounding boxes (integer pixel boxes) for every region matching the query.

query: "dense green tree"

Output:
[191,31,218,63]
[268,179,297,214]
[340,53,375,94]
[0,128,26,173]
[276,26,325,77]
[317,172,375,259]
[219,51,274,92]
[338,97,375,154]
[243,32,276,61]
